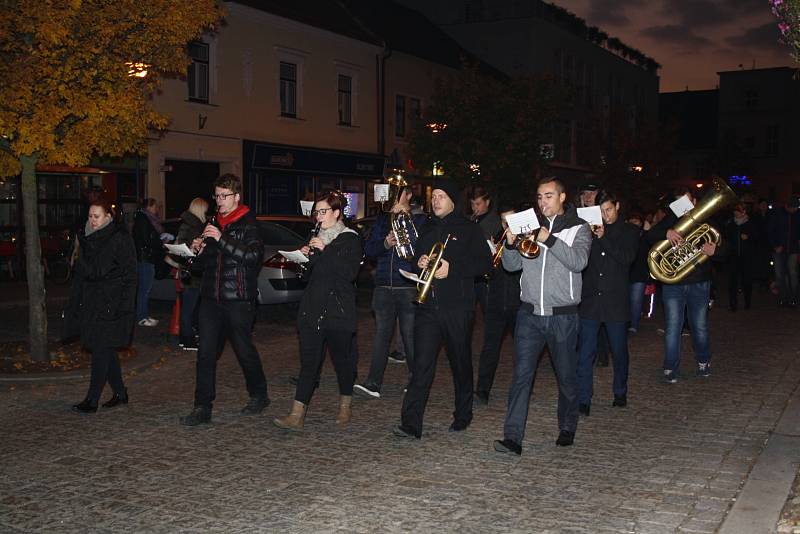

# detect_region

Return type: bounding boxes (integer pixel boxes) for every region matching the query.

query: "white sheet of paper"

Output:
[552,225,580,247]
[279,249,309,264]
[299,201,314,216]
[487,239,497,254]
[670,195,694,217]
[577,206,603,227]
[374,184,390,202]
[504,208,540,235]
[399,269,422,284]
[164,243,195,257]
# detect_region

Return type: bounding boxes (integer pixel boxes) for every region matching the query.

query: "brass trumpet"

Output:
[516,229,541,259]
[414,234,451,305]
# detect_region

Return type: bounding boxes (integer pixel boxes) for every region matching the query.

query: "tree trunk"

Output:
[20,154,49,361]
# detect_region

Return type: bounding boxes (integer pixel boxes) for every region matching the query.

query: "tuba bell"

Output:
[414,234,450,305]
[384,171,418,261]
[648,178,737,284]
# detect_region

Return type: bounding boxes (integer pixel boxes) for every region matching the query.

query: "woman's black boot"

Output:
[72,398,98,413]
[102,390,129,409]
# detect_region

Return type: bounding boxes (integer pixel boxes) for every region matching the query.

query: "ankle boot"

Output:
[72,398,97,413]
[335,395,352,425]
[273,400,306,430]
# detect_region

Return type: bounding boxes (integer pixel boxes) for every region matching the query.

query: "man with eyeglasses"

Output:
[180,173,269,426]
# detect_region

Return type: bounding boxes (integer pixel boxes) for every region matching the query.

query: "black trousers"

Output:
[728,259,753,309]
[194,299,267,409]
[87,346,125,402]
[401,306,475,436]
[295,321,355,404]
[476,307,517,396]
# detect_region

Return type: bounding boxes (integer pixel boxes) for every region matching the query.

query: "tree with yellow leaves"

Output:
[0,0,224,361]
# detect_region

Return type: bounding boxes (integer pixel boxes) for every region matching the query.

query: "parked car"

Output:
[149,220,308,305]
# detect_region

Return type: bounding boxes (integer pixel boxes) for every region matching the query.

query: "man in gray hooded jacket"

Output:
[494,176,591,455]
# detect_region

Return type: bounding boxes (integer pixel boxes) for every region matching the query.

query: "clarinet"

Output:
[297,222,321,281]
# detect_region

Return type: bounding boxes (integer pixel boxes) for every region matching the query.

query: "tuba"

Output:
[414,234,450,305]
[648,178,737,284]
[384,171,418,261]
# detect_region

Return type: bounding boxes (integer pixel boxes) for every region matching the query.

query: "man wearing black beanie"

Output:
[393,179,492,439]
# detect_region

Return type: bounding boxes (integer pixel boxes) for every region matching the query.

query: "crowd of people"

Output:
[64,172,800,456]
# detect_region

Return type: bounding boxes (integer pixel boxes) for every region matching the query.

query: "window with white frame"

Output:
[395,95,406,138]
[338,74,352,125]
[280,61,298,117]
[187,41,209,102]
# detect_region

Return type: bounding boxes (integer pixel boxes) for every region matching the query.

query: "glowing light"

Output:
[696,183,704,189]
[427,122,447,134]
[126,62,150,77]
[432,161,444,176]
[629,165,644,173]
[469,163,480,175]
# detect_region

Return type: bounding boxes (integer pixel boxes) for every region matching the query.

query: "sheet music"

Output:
[504,208,540,235]
[374,184,390,202]
[669,195,694,217]
[279,250,309,263]
[164,243,195,257]
[577,206,603,227]
[299,201,314,216]
[399,269,422,283]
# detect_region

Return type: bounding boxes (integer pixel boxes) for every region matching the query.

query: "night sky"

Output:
[555,0,792,92]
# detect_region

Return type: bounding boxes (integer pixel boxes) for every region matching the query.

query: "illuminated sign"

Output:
[729,175,752,186]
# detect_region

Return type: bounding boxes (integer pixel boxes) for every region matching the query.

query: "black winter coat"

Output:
[196,210,264,302]
[725,218,756,267]
[414,211,492,310]
[298,230,363,333]
[64,222,137,350]
[132,210,163,264]
[580,220,639,322]
[486,264,521,314]
[173,210,206,287]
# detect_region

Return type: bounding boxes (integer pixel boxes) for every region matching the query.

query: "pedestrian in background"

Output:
[173,197,208,350]
[133,198,166,327]
[768,197,800,308]
[725,202,755,311]
[66,198,136,413]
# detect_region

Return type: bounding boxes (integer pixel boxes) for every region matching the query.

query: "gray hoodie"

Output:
[502,207,591,315]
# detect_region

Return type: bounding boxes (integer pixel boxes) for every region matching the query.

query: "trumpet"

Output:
[515,229,541,259]
[491,234,506,269]
[414,234,451,305]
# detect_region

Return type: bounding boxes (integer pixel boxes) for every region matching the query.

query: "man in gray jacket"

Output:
[494,177,591,455]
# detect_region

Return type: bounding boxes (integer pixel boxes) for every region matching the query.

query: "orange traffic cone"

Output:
[169,294,181,336]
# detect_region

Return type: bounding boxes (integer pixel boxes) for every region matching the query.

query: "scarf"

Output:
[85,218,112,236]
[734,213,749,226]
[142,208,165,234]
[318,220,356,245]
[217,204,250,229]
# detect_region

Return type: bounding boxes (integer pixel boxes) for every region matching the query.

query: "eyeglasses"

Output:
[213,192,236,201]
[311,208,331,217]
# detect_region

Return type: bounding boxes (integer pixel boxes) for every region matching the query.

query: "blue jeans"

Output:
[629,282,647,330]
[180,287,201,338]
[364,286,416,391]
[577,319,629,405]
[136,262,155,321]
[662,281,711,374]
[503,305,579,444]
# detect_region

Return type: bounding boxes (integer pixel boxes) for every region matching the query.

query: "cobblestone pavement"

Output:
[1,292,798,533]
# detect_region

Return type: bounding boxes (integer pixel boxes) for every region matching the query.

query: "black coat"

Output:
[64,222,137,350]
[725,218,756,267]
[298,230,363,333]
[172,210,206,287]
[132,210,163,264]
[414,211,492,310]
[629,229,651,284]
[487,263,521,314]
[580,220,639,322]
[196,210,264,302]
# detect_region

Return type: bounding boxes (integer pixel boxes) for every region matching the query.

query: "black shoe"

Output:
[241,396,270,415]
[612,395,627,407]
[392,424,420,439]
[182,338,198,351]
[556,430,575,447]
[101,390,129,409]
[388,351,406,364]
[448,420,470,432]
[578,403,590,416]
[596,354,609,367]
[180,406,212,426]
[353,383,381,399]
[474,391,489,407]
[72,398,97,413]
[493,438,522,456]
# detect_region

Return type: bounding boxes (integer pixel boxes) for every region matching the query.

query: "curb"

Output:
[0,351,172,384]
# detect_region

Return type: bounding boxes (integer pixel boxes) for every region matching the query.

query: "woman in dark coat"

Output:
[273,190,363,430]
[725,202,756,311]
[171,197,208,350]
[66,198,137,413]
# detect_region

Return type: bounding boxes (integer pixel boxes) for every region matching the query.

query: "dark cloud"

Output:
[660,0,726,27]
[586,0,645,27]
[641,25,712,49]
[726,22,789,56]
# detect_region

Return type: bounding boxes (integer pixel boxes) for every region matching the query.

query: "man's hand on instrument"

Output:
[667,229,684,247]
[385,233,397,248]
[593,225,605,239]
[300,245,311,256]
[202,224,221,241]
[701,242,716,257]
[504,228,517,246]
[434,259,449,279]
[418,254,429,269]
[536,227,550,244]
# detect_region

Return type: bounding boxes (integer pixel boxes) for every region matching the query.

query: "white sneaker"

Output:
[138,317,159,327]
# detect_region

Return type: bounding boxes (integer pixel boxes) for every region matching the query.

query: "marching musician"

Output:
[354,183,426,399]
[646,186,722,384]
[466,184,502,314]
[474,206,522,407]
[576,190,639,416]
[393,179,491,439]
[493,177,591,455]
[274,190,363,430]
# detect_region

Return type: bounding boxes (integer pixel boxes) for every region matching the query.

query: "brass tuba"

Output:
[647,178,737,284]
[414,234,450,304]
[384,171,418,261]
